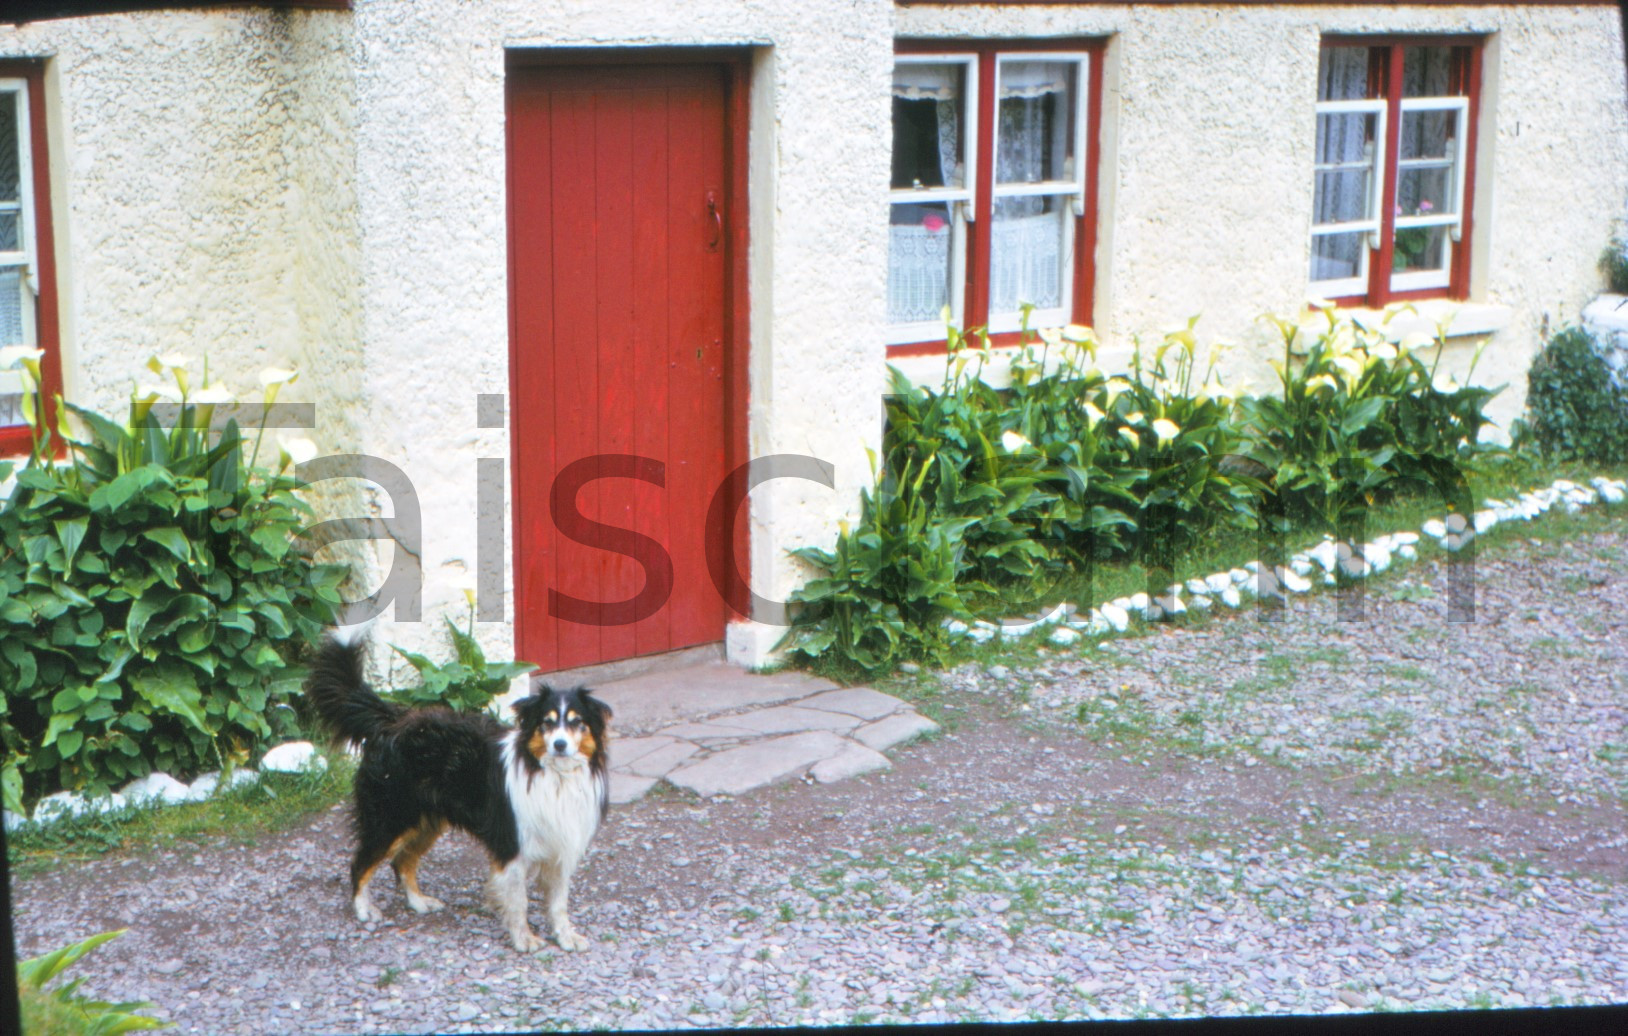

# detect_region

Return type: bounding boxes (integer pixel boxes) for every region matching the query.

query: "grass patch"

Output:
[7,749,353,879]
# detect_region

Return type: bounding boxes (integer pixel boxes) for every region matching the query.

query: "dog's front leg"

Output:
[488,858,545,953]
[541,860,589,952]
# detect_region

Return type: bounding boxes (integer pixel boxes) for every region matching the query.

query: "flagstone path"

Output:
[580,664,940,803]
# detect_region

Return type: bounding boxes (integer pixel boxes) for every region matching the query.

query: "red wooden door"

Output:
[507,61,739,672]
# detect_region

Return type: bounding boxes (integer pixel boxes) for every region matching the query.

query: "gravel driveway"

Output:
[11,517,1628,1030]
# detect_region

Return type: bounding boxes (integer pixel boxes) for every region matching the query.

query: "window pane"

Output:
[892,63,967,190]
[0,91,18,203]
[888,201,956,326]
[1313,110,1378,226]
[1317,46,1370,102]
[995,61,1077,185]
[0,211,18,252]
[1393,224,1448,275]
[1396,166,1452,218]
[1315,170,1373,226]
[1311,232,1366,284]
[990,195,1067,318]
[1402,46,1454,98]
[1400,108,1457,162]
[0,268,21,345]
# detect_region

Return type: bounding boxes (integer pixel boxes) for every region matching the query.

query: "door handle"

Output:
[705,190,722,252]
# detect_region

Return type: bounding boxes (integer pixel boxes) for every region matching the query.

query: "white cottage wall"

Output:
[4,2,1626,672]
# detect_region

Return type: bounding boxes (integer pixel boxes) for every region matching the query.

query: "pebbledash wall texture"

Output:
[2,2,1626,670]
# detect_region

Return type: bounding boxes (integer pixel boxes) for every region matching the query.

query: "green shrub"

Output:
[387,604,537,713]
[0,354,346,814]
[786,308,1502,671]
[17,929,168,1035]
[1516,325,1628,464]
[779,449,978,670]
[1238,310,1499,536]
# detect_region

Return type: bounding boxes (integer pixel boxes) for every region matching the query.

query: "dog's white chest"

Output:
[507,764,602,865]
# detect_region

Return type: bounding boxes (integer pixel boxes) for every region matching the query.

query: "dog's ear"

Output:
[510,691,549,730]
[579,688,612,723]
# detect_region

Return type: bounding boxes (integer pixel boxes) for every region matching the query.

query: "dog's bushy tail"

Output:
[304,629,402,746]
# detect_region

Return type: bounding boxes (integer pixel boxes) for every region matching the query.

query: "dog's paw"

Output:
[407,894,446,914]
[510,929,547,954]
[554,926,589,952]
[353,897,385,923]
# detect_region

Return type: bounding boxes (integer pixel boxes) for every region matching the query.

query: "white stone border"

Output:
[941,475,1627,650]
[3,740,331,834]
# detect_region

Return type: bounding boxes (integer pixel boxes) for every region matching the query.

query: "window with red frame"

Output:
[888,40,1102,353]
[1310,38,1482,307]
[1,61,61,456]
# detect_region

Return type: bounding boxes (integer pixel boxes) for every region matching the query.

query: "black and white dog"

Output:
[304,628,611,952]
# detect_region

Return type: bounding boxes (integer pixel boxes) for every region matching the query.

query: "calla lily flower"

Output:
[1039,327,1063,345]
[278,435,320,468]
[1001,430,1032,453]
[0,345,45,370]
[1399,331,1435,353]
[1331,354,1365,385]
[1063,324,1094,343]
[1124,410,1146,426]
[135,381,183,404]
[259,365,299,409]
[191,382,235,406]
[259,366,298,388]
[1151,418,1181,444]
[1117,426,1140,449]
[1306,373,1339,393]
[1080,401,1106,427]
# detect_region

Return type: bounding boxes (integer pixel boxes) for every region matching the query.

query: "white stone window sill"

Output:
[1327,300,1513,343]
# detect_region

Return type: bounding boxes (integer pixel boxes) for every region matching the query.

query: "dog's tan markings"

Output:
[394,818,449,914]
[577,726,597,760]
[528,729,549,760]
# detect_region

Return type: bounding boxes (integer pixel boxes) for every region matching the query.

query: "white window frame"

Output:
[887,54,978,347]
[986,52,1089,336]
[1308,97,1386,300]
[1389,95,1468,294]
[1,77,39,415]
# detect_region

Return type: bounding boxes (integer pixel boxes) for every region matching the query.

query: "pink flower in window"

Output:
[922,213,948,233]
[1418,199,1434,213]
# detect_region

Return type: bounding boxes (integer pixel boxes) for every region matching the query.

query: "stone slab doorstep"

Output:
[665,731,849,798]
[608,772,658,806]
[809,742,892,784]
[795,687,912,721]
[621,740,702,779]
[611,736,678,769]
[593,663,839,736]
[717,705,863,736]
[853,712,940,752]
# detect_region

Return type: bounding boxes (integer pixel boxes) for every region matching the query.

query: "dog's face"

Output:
[512,685,611,770]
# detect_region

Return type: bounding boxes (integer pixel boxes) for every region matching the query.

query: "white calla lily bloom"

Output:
[1001,430,1032,453]
[279,435,320,465]
[0,346,45,370]
[191,382,235,406]
[1151,418,1180,444]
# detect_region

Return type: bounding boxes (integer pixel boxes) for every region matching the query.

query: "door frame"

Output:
[504,47,754,669]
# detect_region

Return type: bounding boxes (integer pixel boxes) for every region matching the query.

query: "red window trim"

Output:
[0,59,61,459]
[1318,36,1484,310]
[890,37,1106,356]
